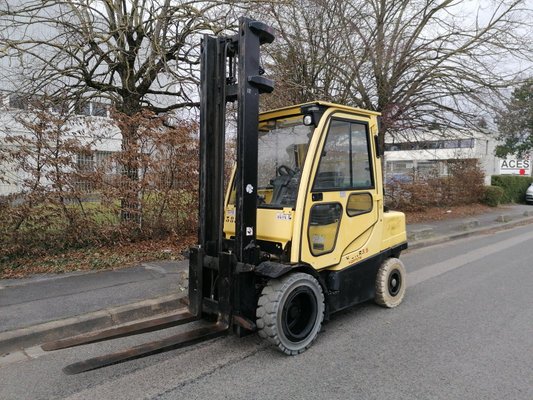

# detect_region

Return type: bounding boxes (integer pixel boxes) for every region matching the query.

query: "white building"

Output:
[0,1,185,196]
[384,129,504,185]
[0,92,122,196]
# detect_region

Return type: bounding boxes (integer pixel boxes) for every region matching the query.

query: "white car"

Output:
[526,183,533,204]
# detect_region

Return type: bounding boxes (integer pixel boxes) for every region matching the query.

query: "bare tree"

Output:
[255,0,533,148]
[0,0,232,220]
[258,0,349,107]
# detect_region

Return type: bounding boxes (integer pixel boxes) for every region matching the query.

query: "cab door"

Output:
[300,114,379,269]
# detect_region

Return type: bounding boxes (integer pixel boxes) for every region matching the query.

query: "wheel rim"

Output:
[281,286,318,342]
[388,269,402,296]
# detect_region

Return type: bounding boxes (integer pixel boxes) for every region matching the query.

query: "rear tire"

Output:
[256,273,324,355]
[375,257,406,308]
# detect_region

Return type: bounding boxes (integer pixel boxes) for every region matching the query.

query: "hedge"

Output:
[491,175,533,203]
[482,186,505,207]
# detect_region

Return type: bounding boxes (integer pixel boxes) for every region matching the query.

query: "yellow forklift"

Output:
[43,17,407,373]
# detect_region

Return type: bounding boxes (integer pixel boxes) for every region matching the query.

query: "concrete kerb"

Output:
[407,226,434,241]
[408,215,533,250]
[0,293,185,356]
[457,219,480,231]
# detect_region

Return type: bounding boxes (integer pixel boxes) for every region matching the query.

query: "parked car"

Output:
[526,183,533,204]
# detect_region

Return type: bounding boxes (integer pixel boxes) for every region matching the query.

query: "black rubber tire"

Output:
[256,273,324,355]
[375,257,407,308]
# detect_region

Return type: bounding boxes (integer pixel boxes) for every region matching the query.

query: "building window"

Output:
[9,94,73,113]
[9,94,29,110]
[76,101,108,117]
[416,160,439,177]
[458,138,474,148]
[75,151,116,192]
[385,138,475,151]
[77,152,95,172]
[92,102,107,117]
[76,151,114,172]
[386,161,414,174]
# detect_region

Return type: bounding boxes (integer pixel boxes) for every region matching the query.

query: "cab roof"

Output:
[259,101,381,121]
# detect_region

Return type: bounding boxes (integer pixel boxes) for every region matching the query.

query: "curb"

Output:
[0,293,185,356]
[408,216,533,250]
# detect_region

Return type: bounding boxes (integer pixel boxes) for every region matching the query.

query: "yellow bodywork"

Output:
[224,101,407,272]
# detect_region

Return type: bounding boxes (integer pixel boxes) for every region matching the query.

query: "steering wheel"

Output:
[277,165,295,177]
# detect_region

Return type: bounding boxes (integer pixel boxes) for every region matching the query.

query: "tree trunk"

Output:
[118,99,142,225]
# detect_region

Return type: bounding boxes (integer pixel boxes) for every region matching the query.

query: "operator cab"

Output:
[224,101,395,270]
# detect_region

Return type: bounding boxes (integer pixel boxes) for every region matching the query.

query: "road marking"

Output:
[408,229,533,287]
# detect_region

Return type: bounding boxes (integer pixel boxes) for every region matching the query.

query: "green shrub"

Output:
[483,186,505,207]
[491,175,533,203]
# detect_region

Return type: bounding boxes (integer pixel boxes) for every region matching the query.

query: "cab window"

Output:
[228,115,313,208]
[308,203,342,255]
[346,192,373,216]
[313,119,373,191]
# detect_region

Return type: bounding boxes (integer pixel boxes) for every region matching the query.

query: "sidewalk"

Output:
[0,261,189,354]
[1,204,533,355]
[406,203,533,248]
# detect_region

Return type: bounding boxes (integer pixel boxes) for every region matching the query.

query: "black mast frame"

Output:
[189,17,275,333]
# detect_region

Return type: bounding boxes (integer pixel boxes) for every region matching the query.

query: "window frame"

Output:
[346,192,374,217]
[311,117,375,193]
[307,202,343,256]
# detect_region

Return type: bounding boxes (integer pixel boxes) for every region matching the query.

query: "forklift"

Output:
[42,17,408,374]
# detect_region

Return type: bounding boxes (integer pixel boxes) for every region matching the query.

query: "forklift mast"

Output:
[189,17,275,329]
[198,17,274,262]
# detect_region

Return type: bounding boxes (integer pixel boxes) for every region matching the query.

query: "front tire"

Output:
[375,257,407,308]
[256,273,324,355]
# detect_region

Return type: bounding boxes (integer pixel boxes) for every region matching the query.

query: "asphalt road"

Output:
[1,224,532,400]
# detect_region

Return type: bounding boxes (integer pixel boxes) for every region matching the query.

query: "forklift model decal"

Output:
[225,208,236,224]
[246,184,254,194]
[345,247,369,264]
[276,212,292,221]
[246,227,254,236]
